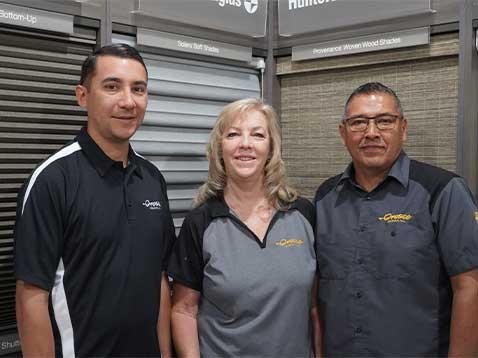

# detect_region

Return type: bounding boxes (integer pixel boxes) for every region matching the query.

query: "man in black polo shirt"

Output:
[315,82,478,356]
[14,44,174,357]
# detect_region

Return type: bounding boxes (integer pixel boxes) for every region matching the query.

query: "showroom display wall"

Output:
[1,0,478,354]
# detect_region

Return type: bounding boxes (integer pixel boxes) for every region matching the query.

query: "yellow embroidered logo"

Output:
[378,213,413,223]
[275,238,304,247]
[474,211,478,222]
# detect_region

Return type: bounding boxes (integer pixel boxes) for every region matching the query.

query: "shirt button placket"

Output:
[124,183,135,222]
[352,194,373,349]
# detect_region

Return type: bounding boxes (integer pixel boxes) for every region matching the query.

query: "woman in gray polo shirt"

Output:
[168,98,320,357]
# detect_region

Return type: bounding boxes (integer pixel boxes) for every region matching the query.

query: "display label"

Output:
[0,333,20,355]
[0,2,73,33]
[292,27,430,61]
[137,28,252,62]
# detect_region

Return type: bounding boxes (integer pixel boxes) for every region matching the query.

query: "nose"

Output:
[364,119,380,138]
[118,89,135,109]
[240,134,252,148]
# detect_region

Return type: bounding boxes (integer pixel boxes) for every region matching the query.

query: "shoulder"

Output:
[409,159,460,209]
[135,155,166,180]
[183,199,218,230]
[187,201,211,220]
[18,141,82,214]
[314,173,342,203]
[24,141,82,190]
[290,196,314,214]
[409,159,458,190]
[289,196,315,228]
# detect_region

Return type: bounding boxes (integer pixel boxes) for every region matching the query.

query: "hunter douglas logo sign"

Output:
[134,0,266,37]
[288,0,337,10]
[0,2,73,33]
[279,0,432,36]
[215,0,259,14]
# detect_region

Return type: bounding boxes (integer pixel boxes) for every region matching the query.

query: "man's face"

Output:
[75,55,148,147]
[339,93,407,175]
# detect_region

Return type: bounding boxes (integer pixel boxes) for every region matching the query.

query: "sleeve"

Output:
[432,177,478,276]
[167,211,205,292]
[14,167,66,291]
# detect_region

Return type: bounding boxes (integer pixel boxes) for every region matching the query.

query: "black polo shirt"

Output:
[315,152,478,357]
[14,127,175,357]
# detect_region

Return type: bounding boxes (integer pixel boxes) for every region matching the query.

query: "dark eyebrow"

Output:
[101,77,121,84]
[132,80,147,87]
[101,78,147,87]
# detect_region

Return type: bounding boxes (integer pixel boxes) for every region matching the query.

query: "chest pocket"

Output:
[367,217,435,279]
[316,233,353,280]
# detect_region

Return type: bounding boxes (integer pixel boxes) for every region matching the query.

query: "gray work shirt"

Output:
[314,152,478,357]
[168,197,316,357]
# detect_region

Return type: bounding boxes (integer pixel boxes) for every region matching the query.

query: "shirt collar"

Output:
[387,151,409,188]
[209,196,230,218]
[336,151,409,190]
[76,127,143,178]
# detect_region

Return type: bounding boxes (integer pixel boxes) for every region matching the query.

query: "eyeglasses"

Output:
[343,114,402,132]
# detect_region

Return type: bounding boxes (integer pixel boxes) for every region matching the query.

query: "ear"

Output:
[401,118,408,142]
[75,84,88,108]
[339,123,347,146]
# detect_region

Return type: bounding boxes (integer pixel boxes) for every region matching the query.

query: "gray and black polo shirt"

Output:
[168,197,316,358]
[14,127,175,357]
[315,151,478,357]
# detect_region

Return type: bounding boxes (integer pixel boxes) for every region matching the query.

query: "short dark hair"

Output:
[344,82,403,118]
[79,43,148,87]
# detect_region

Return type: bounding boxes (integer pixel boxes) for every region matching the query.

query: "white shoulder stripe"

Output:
[132,147,145,159]
[21,142,82,215]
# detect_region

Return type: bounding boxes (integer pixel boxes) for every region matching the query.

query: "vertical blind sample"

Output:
[113,34,261,232]
[278,33,459,199]
[0,26,96,347]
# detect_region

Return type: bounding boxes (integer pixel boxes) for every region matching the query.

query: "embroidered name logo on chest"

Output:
[275,238,304,247]
[378,213,413,224]
[142,199,162,210]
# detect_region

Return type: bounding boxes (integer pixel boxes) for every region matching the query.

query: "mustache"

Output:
[359,140,385,148]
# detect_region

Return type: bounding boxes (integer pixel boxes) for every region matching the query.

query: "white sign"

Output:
[292,27,430,61]
[0,2,73,34]
[138,28,252,62]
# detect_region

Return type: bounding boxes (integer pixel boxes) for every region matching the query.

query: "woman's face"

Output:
[221,110,271,184]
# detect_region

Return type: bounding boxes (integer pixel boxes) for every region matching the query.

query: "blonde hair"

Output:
[195,98,298,210]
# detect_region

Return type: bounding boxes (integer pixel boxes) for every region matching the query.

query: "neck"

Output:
[224,177,268,208]
[87,129,129,167]
[354,166,390,192]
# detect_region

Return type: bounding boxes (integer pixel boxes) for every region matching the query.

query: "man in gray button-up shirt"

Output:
[315,82,478,357]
